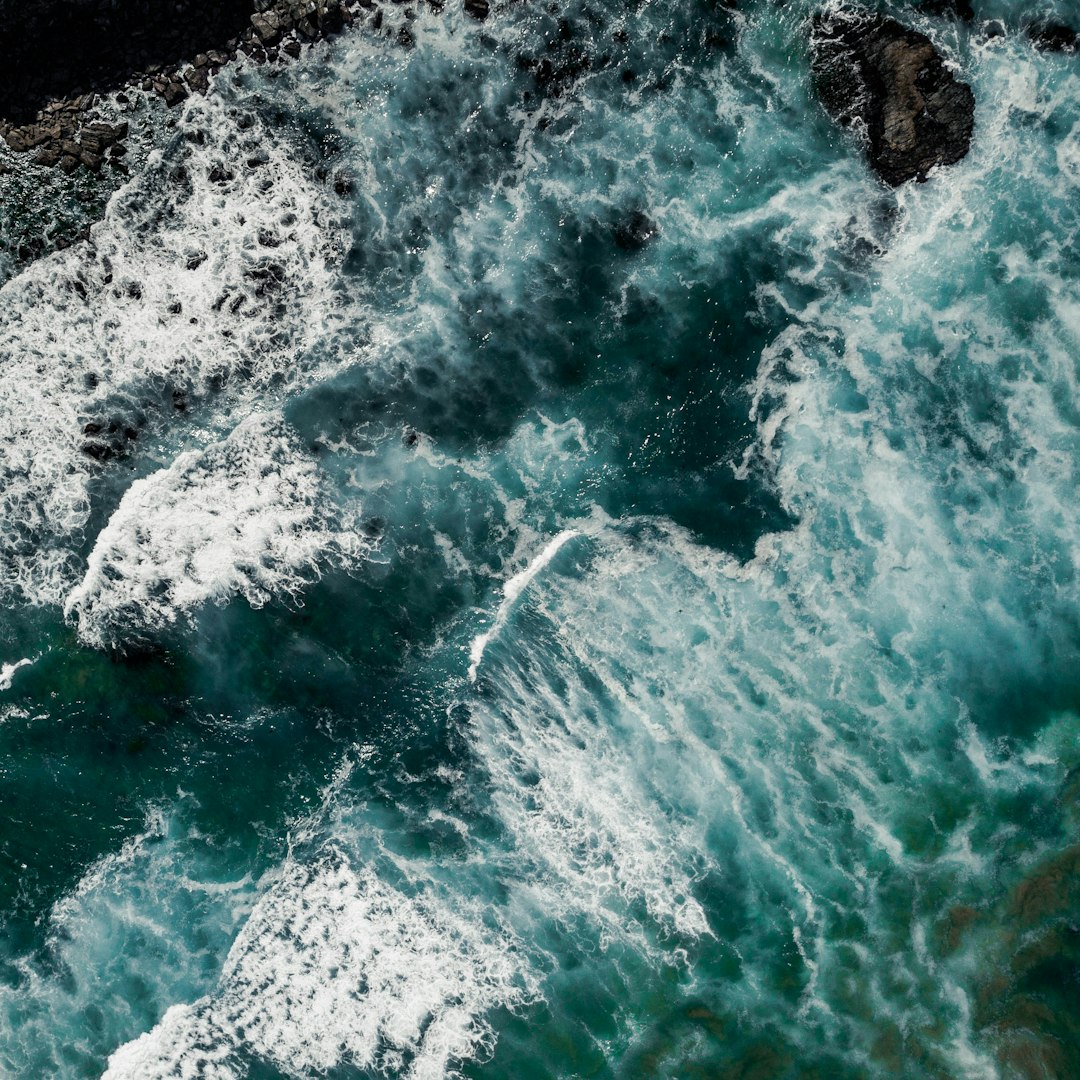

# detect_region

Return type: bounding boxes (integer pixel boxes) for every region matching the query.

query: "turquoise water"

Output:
[1,1,1079,1076]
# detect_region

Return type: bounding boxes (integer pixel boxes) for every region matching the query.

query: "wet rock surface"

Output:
[810,8,975,186]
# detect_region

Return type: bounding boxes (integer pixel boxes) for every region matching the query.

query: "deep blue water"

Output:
[1,1,1079,1076]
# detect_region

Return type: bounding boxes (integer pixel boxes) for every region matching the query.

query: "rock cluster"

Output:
[0,106,128,175]
[810,8,975,186]
[0,0,256,123]
[0,0,366,174]
[128,1,359,108]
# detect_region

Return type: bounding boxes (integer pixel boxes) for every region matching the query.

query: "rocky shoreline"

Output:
[0,1,1074,185]
[0,0,485,177]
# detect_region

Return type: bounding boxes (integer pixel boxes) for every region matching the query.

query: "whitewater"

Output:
[0,0,1078,1077]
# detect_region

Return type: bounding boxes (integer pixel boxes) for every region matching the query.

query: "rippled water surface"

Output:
[1,0,1079,1076]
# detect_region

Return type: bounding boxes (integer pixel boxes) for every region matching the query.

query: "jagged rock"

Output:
[185,66,210,92]
[810,8,975,185]
[464,0,489,19]
[252,11,284,44]
[0,0,400,177]
[1028,22,1078,53]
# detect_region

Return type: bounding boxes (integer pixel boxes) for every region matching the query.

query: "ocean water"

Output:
[0,0,1078,1076]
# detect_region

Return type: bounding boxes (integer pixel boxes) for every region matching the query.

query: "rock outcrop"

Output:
[0,0,373,174]
[810,9,975,185]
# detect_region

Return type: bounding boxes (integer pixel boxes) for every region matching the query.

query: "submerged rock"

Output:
[1028,22,1078,54]
[810,8,975,185]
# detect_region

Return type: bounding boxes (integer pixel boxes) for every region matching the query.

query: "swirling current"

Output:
[1,0,1079,1076]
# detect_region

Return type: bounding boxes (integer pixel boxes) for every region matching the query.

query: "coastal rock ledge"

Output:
[810,8,975,185]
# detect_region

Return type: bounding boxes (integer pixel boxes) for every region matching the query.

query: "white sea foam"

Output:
[101,1004,239,1080]
[0,655,36,691]
[5,6,1080,1079]
[468,529,579,681]
[104,853,534,1080]
[0,87,349,609]
[65,413,365,649]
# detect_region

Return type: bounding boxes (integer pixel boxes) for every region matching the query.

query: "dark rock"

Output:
[185,66,210,92]
[4,129,30,152]
[0,0,256,123]
[1028,22,1078,53]
[810,8,975,185]
[162,80,188,107]
[0,0,417,179]
[78,131,108,154]
[251,11,283,45]
[918,0,974,20]
[464,0,489,19]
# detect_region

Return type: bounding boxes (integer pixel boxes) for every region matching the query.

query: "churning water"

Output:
[1,0,1079,1076]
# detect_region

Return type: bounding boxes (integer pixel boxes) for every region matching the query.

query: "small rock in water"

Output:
[810,8,975,185]
[464,0,489,20]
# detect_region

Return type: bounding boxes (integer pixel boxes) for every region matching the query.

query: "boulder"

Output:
[1028,22,1078,53]
[810,8,975,185]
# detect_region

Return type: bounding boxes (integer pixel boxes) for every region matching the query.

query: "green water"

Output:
[0,0,1079,1076]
